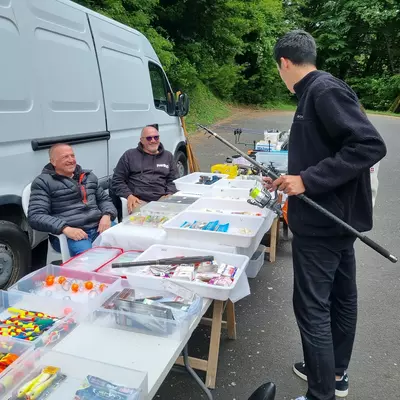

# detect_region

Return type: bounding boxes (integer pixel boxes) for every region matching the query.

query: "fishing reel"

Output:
[248,187,283,216]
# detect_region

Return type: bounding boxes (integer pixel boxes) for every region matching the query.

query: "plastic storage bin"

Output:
[91,282,202,340]
[0,336,34,394]
[162,194,200,204]
[9,265,121,312]
[211,178,261,199]
[96,250,143,276]
[186,197,268,218]
[163,210,265,248]
[255,151,288,173]
[121,244,250,301]
[61,246,123,272]
[173,172,228,195]
[0,290,79,347]
[1,349,147,400]
[140,201,189,214]
[246,245,266,278]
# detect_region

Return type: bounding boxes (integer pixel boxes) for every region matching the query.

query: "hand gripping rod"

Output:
[197,124,397,263]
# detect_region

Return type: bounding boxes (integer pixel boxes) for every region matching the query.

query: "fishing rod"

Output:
[197,124,398,264]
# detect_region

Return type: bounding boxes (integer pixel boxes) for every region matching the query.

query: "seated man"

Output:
[112,125,178,214]
[28,143,117,256]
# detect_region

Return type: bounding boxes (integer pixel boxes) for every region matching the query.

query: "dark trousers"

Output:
[292,234,358,400]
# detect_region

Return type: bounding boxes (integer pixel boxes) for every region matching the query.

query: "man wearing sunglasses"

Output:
[112,125,178,214]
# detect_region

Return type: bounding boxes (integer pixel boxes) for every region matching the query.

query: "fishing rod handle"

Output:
[299,194,398,263]
[361,236,398,263]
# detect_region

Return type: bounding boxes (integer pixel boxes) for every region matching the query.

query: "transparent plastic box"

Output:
[211,178,259,199]
[96,250,143,276]
[161,194,201,204]
[140,201,189,214]
[0,335,34,395]
[0,290,79,348]
[186,197,268,218]
[91,280,202,340]
[1,348,147,400]
[163,210,265,248]
[8,265,121,313]
[246,244,266,278]
[173,172,228,195]
[61,246,123,272]
[122,244,250,301]
[255,151,288,173]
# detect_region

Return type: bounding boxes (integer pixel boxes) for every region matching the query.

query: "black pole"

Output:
[197,124,398,264]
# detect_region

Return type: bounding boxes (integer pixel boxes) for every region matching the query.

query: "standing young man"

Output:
[269,30,387,400]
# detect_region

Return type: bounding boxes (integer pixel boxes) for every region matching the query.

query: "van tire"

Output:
[0,221,31,289]
[175,151,188,177]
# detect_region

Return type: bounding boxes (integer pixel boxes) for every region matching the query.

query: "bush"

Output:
[347,75,400,111]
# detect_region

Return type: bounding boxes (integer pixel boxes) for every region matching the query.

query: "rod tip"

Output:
[389,254,398,263]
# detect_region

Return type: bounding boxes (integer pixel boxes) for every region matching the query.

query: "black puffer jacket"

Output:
[28,164,117,235]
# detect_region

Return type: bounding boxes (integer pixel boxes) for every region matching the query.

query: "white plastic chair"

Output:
[120,197,129,220]
[22,183,71,263]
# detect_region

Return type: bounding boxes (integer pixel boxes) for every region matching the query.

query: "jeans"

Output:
[49,221,117,257]
[292,234,357,400]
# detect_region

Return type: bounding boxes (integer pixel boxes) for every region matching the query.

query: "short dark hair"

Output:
[274,30,317,67]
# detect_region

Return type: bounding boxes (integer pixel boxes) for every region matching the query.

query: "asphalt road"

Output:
[155,111,400,400]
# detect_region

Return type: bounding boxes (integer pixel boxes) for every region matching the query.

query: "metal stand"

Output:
[180,344,214,399]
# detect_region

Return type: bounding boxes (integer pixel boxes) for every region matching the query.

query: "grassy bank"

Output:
[185,83,232,133]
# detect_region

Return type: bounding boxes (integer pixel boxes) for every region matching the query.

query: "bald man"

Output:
[28,143,117,256]
[112,125,178,214]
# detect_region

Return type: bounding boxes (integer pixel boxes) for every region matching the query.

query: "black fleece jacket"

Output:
[288,70,387,237]
[112,142,178,202]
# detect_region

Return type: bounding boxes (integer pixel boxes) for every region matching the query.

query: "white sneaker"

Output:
[295,397,307,400]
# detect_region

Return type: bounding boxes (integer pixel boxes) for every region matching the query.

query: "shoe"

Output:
[293,362,349,398]
[295,397,308,400]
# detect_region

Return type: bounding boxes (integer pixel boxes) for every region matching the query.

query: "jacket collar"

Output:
[41,163,90,179]
[293,70,328,99]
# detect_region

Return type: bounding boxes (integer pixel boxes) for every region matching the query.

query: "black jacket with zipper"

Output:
[111,142,178,202]
[28,164,117,235]
[288,70,387,237]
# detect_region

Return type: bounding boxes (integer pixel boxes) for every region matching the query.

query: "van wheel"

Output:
[0,221,31,289]
[175,151,188,177]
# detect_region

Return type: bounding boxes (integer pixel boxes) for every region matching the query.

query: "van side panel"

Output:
[88,15,151,131]
[0,0,108,204]
[88,15,185,177]
[88,14,154,176]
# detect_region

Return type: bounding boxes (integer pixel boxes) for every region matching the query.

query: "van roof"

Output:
[58,0,161,64]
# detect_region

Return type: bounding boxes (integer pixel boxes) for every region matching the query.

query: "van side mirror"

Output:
[176,93,190,117]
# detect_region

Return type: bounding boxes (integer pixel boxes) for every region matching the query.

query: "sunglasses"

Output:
[145,135,160,142]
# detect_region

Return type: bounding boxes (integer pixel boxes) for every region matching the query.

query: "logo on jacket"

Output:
[157,164,169,169]
[295,114,304,120]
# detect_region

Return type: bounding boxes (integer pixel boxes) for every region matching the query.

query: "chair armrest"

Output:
[55,233,71,263]
[120,197,128,220]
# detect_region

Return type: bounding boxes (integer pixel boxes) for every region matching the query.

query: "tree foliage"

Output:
[75,0,400,111]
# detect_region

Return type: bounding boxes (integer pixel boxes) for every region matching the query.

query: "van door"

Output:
[87,14,186,177]
[146,59,186,166]
[87,14,151,176]
[10,0,108,182]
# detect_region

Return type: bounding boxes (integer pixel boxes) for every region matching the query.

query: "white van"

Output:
[0,0,190,288]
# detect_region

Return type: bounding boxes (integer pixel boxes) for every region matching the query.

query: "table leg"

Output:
[282,219,289,240]
[269,217,278,262]
[205,300,224,389]
[182,344,214,399]
[226,300,236,340]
